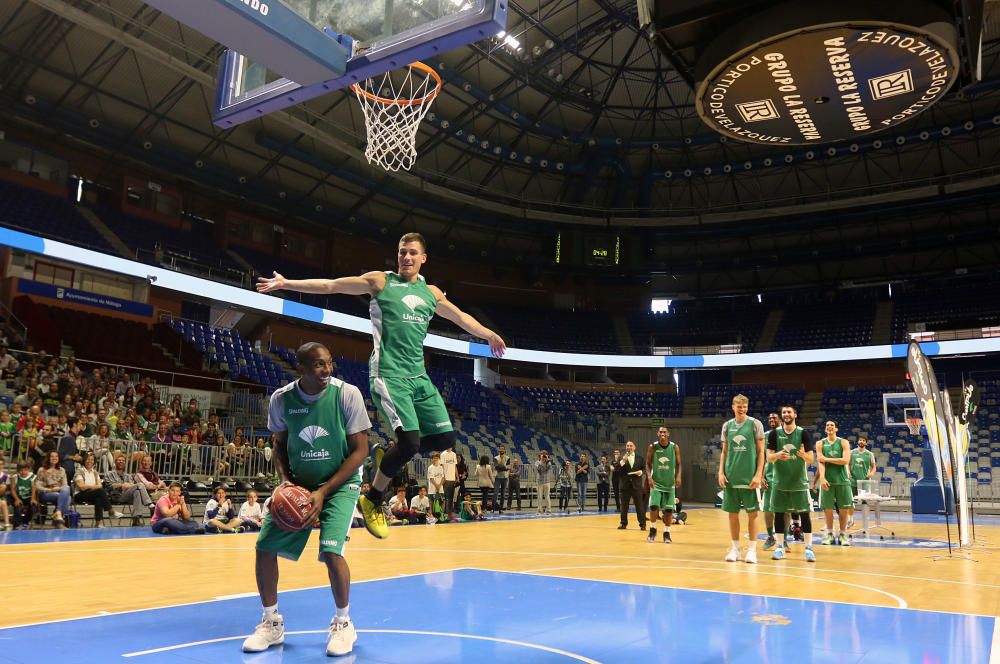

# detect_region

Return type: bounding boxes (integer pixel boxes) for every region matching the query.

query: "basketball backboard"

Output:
[882,392,918,427]
[204,0,507,127]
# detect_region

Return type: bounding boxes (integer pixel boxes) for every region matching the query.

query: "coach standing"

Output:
[617,441,646,530]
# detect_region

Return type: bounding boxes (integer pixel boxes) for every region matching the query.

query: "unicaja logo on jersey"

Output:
[731,433,748,451]
[298,424,329,448]
[401,294,429,323]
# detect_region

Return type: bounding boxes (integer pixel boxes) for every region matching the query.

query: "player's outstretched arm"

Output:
[256,271,386,296]
[429,286,506,358]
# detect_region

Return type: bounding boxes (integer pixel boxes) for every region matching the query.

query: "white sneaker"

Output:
[745,548,758,564]
[725,547,740,562]
[242,614,285,652]
[110,511,125,519]
[326,617,357,657]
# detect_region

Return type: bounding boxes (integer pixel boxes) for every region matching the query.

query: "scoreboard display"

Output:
[554,231,627,267]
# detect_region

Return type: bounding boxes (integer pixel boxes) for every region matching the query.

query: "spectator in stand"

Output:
[204,486,242,533]
[11,460,37,529]
[388,487,424,524]
[115,374,133,397]
[106,454,154,526]
[476,455,495,511]
[0,410,15,458]
[534,451,553,514]
[507,454,522,511]
[0,463,10,530]
[228,430,251,478]
[239,490,264,531]
[136,455,168,503]
[14,387,38,411]
[557,460,573,513]
[575,453,590,513]
[42,382,61,416]
[596,454,612,513]
[440,446,458,521]
[36,450,70,528]
[0,342,20,375]
[58,419,84,483]
[182,399,201,428]
[252,437,272,476]
[455,452,468,500]
[459,493,485,521]
[16,404,45,433]
[493,444,511,514]
[85,422,117,472]
[427,452,445,510]
[74,452,121,528]
[409,486,435,524]
[32,424,59,471]
[151,482,203,535]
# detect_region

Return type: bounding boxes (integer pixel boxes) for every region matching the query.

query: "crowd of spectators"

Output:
[0,346,275,531]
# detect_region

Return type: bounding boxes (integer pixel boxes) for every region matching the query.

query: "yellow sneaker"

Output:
[358,495,389,539]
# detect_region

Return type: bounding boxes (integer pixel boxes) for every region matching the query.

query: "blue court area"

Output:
[0,569,992,663]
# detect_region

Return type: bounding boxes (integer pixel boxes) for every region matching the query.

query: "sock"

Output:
[263,603,279,619]
[367,487,385,504]
[748,540,757,551]
[804,533,813,546]
[767,525,774,537]
[731,540,740,550]
[336,604,349,620]
[665,525,671,532]
[780,533,787,547]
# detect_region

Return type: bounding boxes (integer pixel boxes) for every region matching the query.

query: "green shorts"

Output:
[819,484,854,511]
[648,487,675,511]
[255,478,361,561]
[721,486,761,513]
[762,486,775,513]
[371,374,453,436]
[771,490,811,513]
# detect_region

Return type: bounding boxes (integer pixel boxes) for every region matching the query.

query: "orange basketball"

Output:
[269,484,314,532]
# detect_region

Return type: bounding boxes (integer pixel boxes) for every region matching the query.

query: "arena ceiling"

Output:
[2,0,1000,293]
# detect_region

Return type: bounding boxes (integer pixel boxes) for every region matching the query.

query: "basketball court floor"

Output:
[1,507,997,663]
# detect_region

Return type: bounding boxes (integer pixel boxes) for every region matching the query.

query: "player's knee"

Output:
[420,431,455,453]
[395,429,421,457]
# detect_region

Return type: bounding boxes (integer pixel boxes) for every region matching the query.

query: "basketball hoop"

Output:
[350,61,443,172]
[905,417,923,435]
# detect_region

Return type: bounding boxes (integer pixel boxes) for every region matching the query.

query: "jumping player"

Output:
[717,394,765,564]
[818,420,852,546]
[257,232,506,539]
[767,405,816,563]
[646,426,681,544]
[242,343,371,657]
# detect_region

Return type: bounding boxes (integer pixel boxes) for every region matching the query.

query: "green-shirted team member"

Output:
[257,233,506,539]
[646,426,681,544]
[818,420,853,546]
[761,412,780,550]
[848,435,875,528]
[766,405,816,563]
[242,343,372,657]
[717,394,766,564]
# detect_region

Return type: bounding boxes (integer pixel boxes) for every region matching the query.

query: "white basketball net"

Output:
[351,62,442,172]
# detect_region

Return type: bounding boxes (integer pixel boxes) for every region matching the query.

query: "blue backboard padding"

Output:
[145,0,348,85]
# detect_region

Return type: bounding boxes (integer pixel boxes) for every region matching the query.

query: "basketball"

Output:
[269,484,314,532]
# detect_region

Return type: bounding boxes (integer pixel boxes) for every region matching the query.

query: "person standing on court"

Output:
[534,451,553,514]
[610,448,622,512]
[767,405,816,563]
[440,446,458,521]
[493,444,511,513]
[596,454,612,512]
[242,342,371,657]
[848,435,875,528]
[761,412,781,551]
[617,441,646,530]
[257,232,505,540]
[646,426,680,544]
[717,394,765,564]
[818,420,853,546]
[507,452,522,511]
[575,452,590,512]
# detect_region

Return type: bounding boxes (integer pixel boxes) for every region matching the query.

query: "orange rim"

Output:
[349,61,443,107]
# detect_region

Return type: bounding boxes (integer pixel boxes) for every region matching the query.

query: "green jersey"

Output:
[271,378,369,491]
[722,417,763,487]
[821,437,850,485]
[15,472,35,500]
[770,426,809,492]
[649,442,677,491]
[370,271,436,378]
[850,448,875,481]
[0,421,14,450]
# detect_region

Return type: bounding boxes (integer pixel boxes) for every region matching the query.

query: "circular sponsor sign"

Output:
[696,23,959,145]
